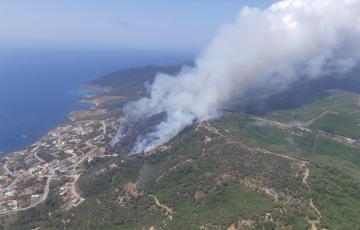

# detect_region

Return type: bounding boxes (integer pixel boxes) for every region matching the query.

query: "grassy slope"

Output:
[266,90,360,123]
[310,113,360,138]
[216,112,360,229]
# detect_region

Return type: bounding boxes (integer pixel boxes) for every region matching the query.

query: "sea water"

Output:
[0,47,192,155]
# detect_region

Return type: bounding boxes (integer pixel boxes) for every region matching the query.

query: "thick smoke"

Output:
[114,0,360,154]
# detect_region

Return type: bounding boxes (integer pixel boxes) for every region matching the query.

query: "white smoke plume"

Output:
[114,0,360,154]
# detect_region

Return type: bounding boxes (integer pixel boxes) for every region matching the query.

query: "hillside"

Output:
[86,63,192,98]
[3,92,359,230]
[1,64,360,230]
[87,63,360,114]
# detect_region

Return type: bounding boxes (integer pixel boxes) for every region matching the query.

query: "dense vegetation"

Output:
[2,67,360,229]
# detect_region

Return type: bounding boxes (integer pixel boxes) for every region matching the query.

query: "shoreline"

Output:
[80,83,112,94]
[0,86,107,158]
[0,87,120,215]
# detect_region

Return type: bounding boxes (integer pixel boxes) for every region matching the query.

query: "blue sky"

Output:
[0,0,276,52]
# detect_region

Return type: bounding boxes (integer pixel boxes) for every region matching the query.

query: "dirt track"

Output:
[197,121,322,230]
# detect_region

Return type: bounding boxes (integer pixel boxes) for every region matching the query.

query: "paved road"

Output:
[3,161,12,175]
[0,143,53,215]
[34,151,47,164]
[0,169,54,215]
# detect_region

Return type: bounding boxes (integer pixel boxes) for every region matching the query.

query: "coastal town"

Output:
[0,111,119,214]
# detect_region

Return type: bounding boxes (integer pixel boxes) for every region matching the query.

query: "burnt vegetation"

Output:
[3,64,360,230]
[114,112,167,155]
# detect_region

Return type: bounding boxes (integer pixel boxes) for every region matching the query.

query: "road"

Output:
[198,121,323,229]
[34,151,47,164]
[304,111,338,127]
[0,143,53,215]
[197,122,308,163]
[3,161,12,175]
[0,169,54,215]
[251,115,358,148]
[0,138,98,214]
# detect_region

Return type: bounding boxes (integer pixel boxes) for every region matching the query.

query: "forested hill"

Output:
[87,62,192,97]
[87,62,360,113]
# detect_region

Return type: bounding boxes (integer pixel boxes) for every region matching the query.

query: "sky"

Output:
[0,0,276,52]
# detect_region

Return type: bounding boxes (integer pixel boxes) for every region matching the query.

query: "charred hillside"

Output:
[113,112,167,155]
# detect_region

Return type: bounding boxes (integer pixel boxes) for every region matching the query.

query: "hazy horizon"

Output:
[0,0,275,52]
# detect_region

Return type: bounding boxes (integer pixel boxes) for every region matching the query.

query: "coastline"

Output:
[80,95,127,107]
[80,83,112,94]
[0,84,120,215]
[0,86,106,158]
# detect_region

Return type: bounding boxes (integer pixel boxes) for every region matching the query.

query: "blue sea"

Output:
[0,47,192,155]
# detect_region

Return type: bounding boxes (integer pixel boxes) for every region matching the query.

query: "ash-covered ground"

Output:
[113,112,167,155]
